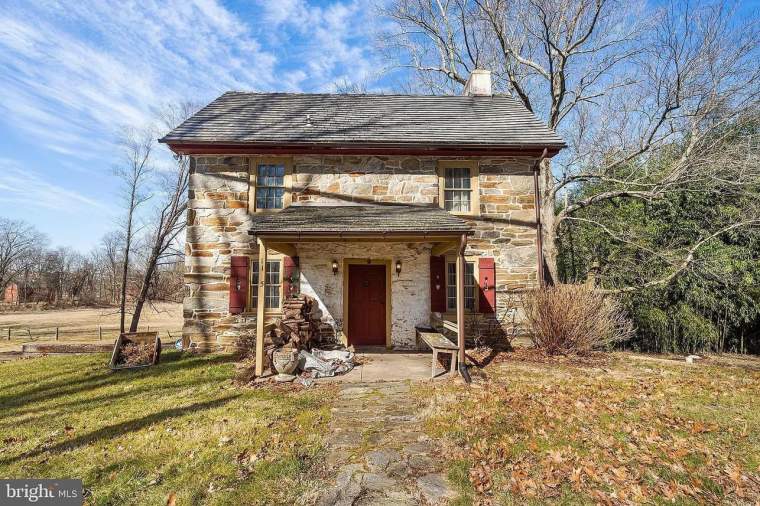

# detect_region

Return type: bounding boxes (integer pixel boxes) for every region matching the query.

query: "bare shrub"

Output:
[523,285,633,355]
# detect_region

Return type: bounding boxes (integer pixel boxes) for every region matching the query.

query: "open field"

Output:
[0,303,183,353]
[0,351,333,505]
[417,351,760,505]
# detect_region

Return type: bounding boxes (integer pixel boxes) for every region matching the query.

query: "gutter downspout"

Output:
[533,148,548,288]
[456,233,468,376]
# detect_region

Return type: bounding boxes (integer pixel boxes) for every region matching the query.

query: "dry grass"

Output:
[0,302,182,352]
[417,350,760,505]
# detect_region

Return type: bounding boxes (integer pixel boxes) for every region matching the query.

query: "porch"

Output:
[319,349,433,382]
[246,205,474,377]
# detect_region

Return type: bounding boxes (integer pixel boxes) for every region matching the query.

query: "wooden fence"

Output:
[2,326,183,343]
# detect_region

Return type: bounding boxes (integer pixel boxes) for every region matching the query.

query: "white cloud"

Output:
[254,0,385,91]
[0,0,387,250]
[0,158,110,213]
[0,0,280,156]
[0,0,385,158]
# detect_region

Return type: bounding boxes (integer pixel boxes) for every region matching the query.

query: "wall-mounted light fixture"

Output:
[332,260,339,275]
[395,260,402,276]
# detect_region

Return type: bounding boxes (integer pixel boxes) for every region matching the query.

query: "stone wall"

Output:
[183,155,538,351]
[298,242,432,349]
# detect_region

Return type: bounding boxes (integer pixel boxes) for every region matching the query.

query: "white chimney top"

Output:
[463,69,492,96]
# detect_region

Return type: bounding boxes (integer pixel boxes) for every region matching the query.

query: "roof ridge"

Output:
[221,90,518,100]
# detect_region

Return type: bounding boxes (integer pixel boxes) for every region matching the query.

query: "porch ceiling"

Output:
[248,205,473,240]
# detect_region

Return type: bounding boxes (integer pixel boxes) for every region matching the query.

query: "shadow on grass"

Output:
[0,363,93,392]
[0,353,236,414]
[0,373,238,429]
[1,395,241,466]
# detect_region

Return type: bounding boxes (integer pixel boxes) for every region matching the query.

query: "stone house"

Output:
[160,70,565,374]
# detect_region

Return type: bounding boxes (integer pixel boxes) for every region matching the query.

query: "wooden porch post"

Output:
[456,233,467,371]
[255,238,267,376]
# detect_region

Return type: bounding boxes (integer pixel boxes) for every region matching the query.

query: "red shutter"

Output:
[228,256,249,315]
[430,255,446,313]
[478,257,496,313]
[282,256,299,300]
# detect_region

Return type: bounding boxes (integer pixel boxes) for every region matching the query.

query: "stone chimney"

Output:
[463,69,492,96]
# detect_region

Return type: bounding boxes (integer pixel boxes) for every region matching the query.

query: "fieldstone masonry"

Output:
[184,155,539,351]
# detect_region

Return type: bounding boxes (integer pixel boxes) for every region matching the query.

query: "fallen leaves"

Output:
[422,356,760,504]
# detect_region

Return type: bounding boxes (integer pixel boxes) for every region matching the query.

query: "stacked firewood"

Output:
[271,295,321,349]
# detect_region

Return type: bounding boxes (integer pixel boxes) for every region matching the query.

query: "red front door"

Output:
[347,264,387,346]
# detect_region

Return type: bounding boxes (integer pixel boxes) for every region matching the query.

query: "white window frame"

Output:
[445,257,478,312]
[437,160,480,216]
[248,255,284,313]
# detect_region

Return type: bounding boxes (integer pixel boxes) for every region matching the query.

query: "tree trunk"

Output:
[540,160,559,285]
[128,247,160,332]
[119,190,136,334]
[119,234,130,333]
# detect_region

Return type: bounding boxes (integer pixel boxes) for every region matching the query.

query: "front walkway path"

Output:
[316,381,456,505]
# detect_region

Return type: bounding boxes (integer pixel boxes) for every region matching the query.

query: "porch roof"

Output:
[248,205,472,238]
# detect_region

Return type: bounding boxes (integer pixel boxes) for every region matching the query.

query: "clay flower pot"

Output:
[272,349,299,375]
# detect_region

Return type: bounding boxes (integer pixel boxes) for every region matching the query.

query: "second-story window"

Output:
[256,164,285,209]
[443,167,472,213]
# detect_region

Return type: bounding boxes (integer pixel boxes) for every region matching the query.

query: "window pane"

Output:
[444,190,470,212]
[465,263,475,311]
[274,188,284,208]
[265,261,280,308]
[447,263,457,311]
[266,261,280,284]
[250,260,281,309]
[443,167,472,213]
[256,192,267,209]
[251,262,259,308]
[446,261,476,311]
[256,164,286,209]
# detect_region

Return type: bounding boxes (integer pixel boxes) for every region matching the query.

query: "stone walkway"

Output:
[316,381,456,506]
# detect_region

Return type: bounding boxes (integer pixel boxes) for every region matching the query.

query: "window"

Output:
[438,161,479,215]
[446,261,476,311]
[444,167,472,212]
[255,164,285,209]
[251,260,281,309]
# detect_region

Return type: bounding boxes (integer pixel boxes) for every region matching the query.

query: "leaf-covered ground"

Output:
[417,351,760,505]
[0,351,333,505]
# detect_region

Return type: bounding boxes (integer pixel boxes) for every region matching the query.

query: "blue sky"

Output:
[0,0,396,251]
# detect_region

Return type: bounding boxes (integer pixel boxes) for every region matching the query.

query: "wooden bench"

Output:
[416,327,459,378]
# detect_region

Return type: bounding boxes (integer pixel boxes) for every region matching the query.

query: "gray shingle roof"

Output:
[160,92,565,149]
[248,205,472,236]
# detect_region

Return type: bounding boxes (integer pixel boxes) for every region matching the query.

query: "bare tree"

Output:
[98,231,124,304]
[382,0,760,288]
[114,127,154,332]
[128,102,198,332]
[0,218,47,292]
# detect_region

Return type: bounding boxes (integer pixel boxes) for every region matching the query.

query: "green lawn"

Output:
[0,351,333,505]
[418,353,760,505]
